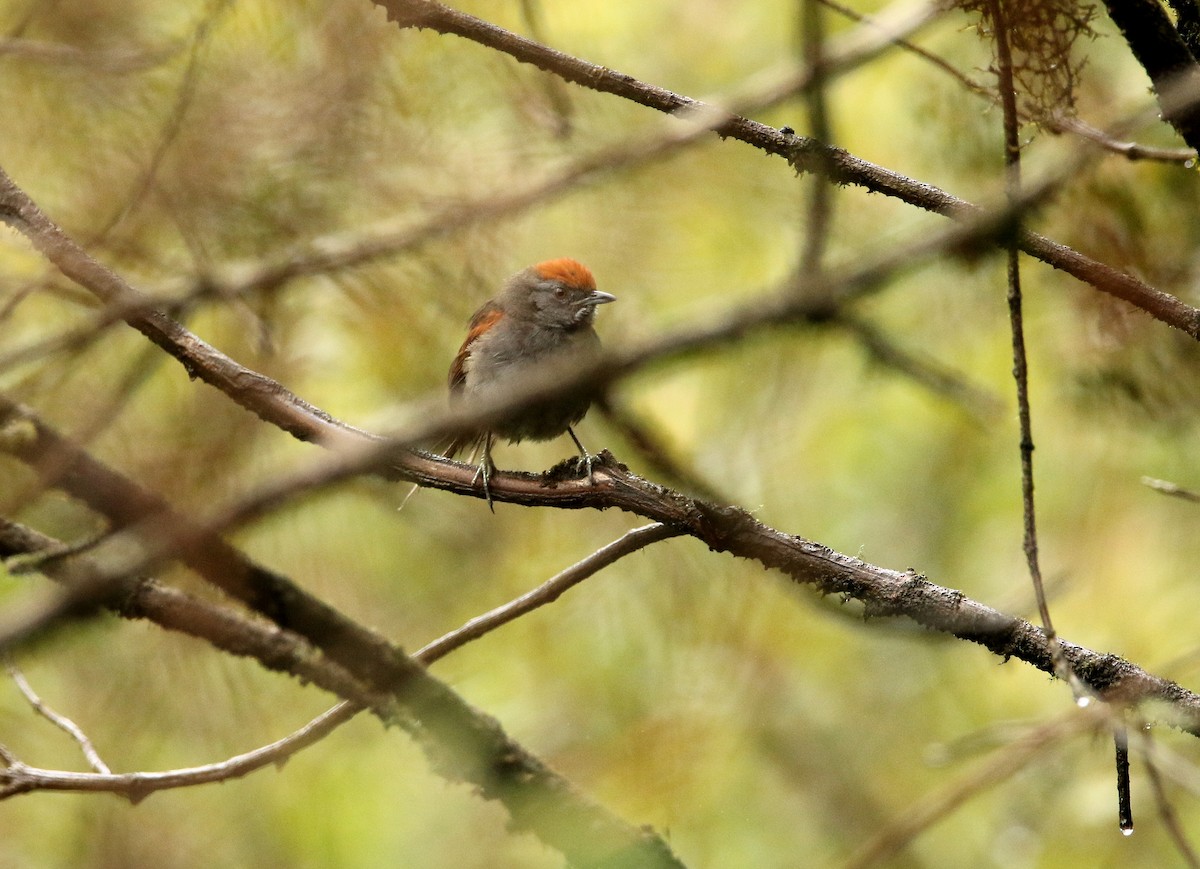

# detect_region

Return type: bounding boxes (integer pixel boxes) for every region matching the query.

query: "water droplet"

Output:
[1076,695,1092,708]
[1187,158,1196,170]
[1121,826,1134,837]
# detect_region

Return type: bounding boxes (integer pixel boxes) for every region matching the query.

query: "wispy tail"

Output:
[397,434,484,512]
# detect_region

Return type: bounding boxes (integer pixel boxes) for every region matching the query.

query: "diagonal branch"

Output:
[5,389,1200,742]
[375,0,1200,338]
[0,519,685,867]
[417,522,682,661]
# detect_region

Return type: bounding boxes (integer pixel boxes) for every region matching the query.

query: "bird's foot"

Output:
[472,455,497,512]
[574,451,598,486]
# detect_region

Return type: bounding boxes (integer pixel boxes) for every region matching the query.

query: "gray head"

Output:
[502,258,616,330]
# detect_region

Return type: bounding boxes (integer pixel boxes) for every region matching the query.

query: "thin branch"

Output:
[843,711,1093,869]
[990,0,1075,695]
[823,0,1197,164]
[4,658,111,775]
[0,701,358,803]
[0,37,183,73]
[6,389,1200,741]
[818,0,997,102]
[1115,724,1133,833]
[1142,728,1200,866]
[85,0,232,245]
[829,312,1003,423]
[1046,113,1197,163]
[0,515,675,801]
[0,519,683,868]
[376,0,1200,338]
[417,523,681,661]
[798,0,835,275]
[1142,476,1200,503]
[0,146,1154,524]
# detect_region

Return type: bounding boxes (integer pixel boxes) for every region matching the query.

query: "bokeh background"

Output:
[2,0,1200,866]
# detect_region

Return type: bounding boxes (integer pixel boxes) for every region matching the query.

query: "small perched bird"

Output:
[444,258,616,509]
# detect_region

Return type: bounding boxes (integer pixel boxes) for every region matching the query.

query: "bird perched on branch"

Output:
[443,258,616,509]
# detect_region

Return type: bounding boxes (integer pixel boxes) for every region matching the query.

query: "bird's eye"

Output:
[553,286,568,299]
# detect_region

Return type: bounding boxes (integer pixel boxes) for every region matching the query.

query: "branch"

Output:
[375,0,1200,338]
[2,161,1200,739]
[417,522,681,660]
[5,659,111,775]
[1142,476,1200,503]
[1047,113,1197,163]
[844,712,1092,868]
[1100,0,1200,152]
[1,508,671,807]
[1,701,356,803]
[0,167,363,449]
[0,518,684,868]
[7,389,1200,743]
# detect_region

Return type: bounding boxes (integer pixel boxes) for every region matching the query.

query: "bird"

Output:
[443,258,615,510]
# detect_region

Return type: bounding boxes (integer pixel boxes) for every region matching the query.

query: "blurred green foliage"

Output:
[1,0,1200,866]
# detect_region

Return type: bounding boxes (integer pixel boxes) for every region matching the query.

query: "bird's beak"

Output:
[588,290,617,306]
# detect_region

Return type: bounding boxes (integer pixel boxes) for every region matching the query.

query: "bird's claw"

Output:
[575,452,598,485]
[472,455,496,512]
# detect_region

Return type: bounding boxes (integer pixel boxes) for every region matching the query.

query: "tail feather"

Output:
[398,431,486,512]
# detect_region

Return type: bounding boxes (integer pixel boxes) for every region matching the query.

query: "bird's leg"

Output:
[474,432,496,512]
[567,426,597,485]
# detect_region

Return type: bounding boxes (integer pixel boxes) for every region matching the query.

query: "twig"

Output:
[1142,476,1200,503]
[376,0,1200,338]
[0,519,683,867]
[0,515,676,802]
[417,523,681,661]
[1115,724,1133,833]
[0,701,357,803]
[843,711,1092,868]
[0,37,183,73]
[820,0,1197,164]
[1046,113,1196,164]
[4,658,111,775]
[990,0,1079,697]
[798,0,835,275]
[1141,727,1200,866]
[5,396,1200,739]
[817,0,997,103]
[85,0,233,245]
[830,312,1003,423]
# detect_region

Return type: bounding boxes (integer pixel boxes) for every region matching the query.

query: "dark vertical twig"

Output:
[992,0,1134,835]
[1114,724,1133,834]
[799,0,835,274]
[990,1,1061,668]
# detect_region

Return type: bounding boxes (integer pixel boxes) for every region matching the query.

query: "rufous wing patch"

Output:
[448,303,504,390]
[534,258,596,290]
